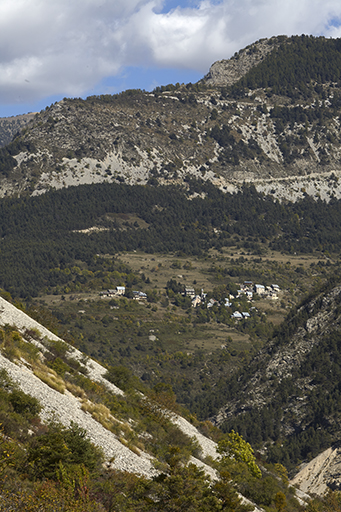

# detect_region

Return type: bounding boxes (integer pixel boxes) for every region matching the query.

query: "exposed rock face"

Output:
[290,447,341,496]
[3,36,341,201]
[214,283,341,445]
[203,37,278,87]
[0,112,36,148]
[215,285,341,427]
[3,89,341,203]
[212,282,341,493]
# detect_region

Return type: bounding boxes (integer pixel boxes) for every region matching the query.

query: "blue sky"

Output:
[1,0,341,118]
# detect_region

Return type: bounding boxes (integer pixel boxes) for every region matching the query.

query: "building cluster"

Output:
[98,281,281,318]
[183,287,206,308]
[186,281,281,320]
[133,290,148,300]
[240,281,280,300]
[99,286,147,301]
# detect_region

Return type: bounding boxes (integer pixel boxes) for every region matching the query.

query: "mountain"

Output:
[2,35,341,200]
[203,37,280,87]
[3,34,341,509]
[0,290,223,475]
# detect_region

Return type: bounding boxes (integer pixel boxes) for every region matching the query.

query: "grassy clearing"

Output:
[33,366,66,394]
[37,247,334,365]
[118,251,214,292]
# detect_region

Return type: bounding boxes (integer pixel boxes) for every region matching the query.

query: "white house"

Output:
[192,295,202,307]
[231,311,243,319]
[254,284,265,295]
[207,298,218,308]
[184,287,196,297]
[116,286,125,295]
[133,291,147,300]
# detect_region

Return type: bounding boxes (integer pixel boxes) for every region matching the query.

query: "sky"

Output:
[1,0,341,118]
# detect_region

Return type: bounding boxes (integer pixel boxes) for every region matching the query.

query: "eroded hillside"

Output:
[0,294,302,511]
[2,36,341,200]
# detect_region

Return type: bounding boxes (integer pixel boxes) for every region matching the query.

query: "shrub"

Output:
[105,366,134,392]
[47,357,70,377]
[81,400,114,430]
[27,421,103,479]
[65,382,86,399]
[9,389,41,418]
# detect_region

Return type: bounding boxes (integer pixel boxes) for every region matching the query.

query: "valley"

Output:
[3,33,341,510]
[27,245,335,419]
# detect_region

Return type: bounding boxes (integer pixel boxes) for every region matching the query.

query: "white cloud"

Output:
[1,0,341,105]
[114,0,341,73]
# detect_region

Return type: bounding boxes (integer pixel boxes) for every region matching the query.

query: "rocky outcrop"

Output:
[212,282,341,495]
[203,37,278,87]
[0,113,36,148]
[215,283,341,430]
[290,447,341,496]
[3,34,341,202]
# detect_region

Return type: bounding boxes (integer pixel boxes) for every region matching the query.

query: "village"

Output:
[99,280,281,320]
[184,281,281,319]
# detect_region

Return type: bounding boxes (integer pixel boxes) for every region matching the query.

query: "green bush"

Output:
[27,421,103,480]
[47,357,70,377]
[9,389,41,418]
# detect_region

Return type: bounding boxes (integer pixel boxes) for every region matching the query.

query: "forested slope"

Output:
[0,181,340,297]
[0,295,307,512]
[191,279,341,473]
[231,35,341,97]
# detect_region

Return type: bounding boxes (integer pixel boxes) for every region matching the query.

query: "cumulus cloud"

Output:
[1,0,341,105]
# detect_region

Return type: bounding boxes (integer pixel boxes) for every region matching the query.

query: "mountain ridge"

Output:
[203,36,281,87]
[2,35,341,200]
[2,34,341,509]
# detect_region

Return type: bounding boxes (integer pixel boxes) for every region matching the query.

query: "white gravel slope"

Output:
[0,296,123,396]
[0,295,223,479]
[171,414,218,460]
[0,353,157,477]
[0,296,270,509]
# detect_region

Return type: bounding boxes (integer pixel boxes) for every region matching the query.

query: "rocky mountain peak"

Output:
[203,36,282,87]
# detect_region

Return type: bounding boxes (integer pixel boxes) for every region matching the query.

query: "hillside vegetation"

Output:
[201,280,341,474]
[0,113,36,148]
[0,181,340,297]
[0,296,306,512]
[0,176,339,470]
